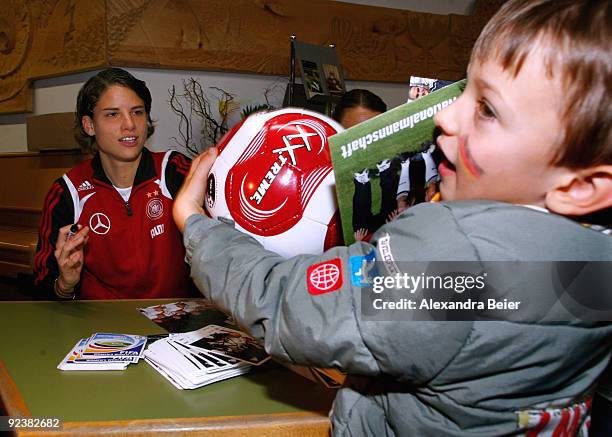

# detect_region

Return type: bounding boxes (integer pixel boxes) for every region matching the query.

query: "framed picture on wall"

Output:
[301,60,324,100]
[294,41,345,101]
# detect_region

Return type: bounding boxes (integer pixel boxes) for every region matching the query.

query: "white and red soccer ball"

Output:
[205,108,344,258]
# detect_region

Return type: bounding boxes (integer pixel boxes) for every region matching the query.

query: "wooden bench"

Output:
[0,151,88,278]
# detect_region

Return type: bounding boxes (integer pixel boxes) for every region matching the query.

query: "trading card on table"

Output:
[144,356,186,390]
[57,338,86,370]
[169,341,227,372]
[82,333,146,360]
[145,347,248,389]
[165,340,215,374]
[64,356,131,370]
[201,350,243,366]
[59,361,128,371]
[187,351,222,372]
[145,341,253,389]
[63,337,88,360]
[183,346,236,368]
[144,350,200,389]
[147,339,207,381]
[58,339,130,371]
[189,325,270,366]
[174,341,242,367]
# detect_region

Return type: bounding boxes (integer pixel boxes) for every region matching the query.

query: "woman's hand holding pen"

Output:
[54,224,89,297]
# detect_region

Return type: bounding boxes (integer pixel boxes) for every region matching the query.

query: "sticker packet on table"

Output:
[81,333,147,361]
[57,338,131,371]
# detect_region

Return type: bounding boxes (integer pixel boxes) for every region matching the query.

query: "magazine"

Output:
[328,80,466,244]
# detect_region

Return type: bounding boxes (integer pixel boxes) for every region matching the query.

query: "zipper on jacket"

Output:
[125,201,133,216]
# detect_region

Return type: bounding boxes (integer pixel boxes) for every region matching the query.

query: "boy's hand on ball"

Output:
[173,147,219,233]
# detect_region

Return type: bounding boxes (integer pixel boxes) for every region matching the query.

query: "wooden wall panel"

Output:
[0,0,504,114]
[0,0,107,114]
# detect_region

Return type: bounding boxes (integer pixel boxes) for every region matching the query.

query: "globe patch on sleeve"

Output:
[307,258,343,295]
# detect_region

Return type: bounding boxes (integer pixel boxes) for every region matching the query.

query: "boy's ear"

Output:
[545,165,612,216]
[82,116,95,136]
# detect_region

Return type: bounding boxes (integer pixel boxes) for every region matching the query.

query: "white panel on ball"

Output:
[302,172,337,225]
[264,218,328,258]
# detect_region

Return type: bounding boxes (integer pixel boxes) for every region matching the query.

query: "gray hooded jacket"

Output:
[183,201,612,436]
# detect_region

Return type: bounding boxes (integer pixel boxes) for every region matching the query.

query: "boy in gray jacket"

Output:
[173,0,612,435]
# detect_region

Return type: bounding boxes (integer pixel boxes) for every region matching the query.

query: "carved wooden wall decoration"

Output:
[1,0,504,114]
[0,0,106,113]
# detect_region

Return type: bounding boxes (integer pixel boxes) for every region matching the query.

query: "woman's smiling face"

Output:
[82,85,148,164]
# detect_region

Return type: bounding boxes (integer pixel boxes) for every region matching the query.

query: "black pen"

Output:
[66,223,79,240]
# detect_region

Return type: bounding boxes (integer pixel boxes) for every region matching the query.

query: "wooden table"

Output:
[0,299,336,436]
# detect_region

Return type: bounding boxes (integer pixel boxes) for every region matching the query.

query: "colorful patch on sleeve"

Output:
[349,249,378,287]
[307,258,343,295]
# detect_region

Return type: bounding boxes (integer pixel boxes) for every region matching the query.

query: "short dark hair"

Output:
[332,89,387,123]
[74,68,155,153]
[471,0,611,169]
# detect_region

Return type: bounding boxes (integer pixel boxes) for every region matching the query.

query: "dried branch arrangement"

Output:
[168,78,238,156]
[168,77,284,156]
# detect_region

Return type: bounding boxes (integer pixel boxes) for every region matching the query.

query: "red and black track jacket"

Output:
[34,148,197,300]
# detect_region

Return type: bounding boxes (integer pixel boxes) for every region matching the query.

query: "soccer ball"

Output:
[205,108,344,258]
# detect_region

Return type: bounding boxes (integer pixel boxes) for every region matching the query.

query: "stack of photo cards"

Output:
[57,333,147,371]
[144,325,270,389]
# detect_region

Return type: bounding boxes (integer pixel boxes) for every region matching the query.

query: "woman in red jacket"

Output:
[34,68,196,300]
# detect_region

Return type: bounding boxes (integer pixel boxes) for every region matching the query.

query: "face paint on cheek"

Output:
[458,136,485,179]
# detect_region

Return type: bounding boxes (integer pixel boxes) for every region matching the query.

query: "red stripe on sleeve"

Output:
[526,411,550,437]
[34,183,64,283]
[567,405,582,436]
[171,153,191,174]
[551,409,571,437]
